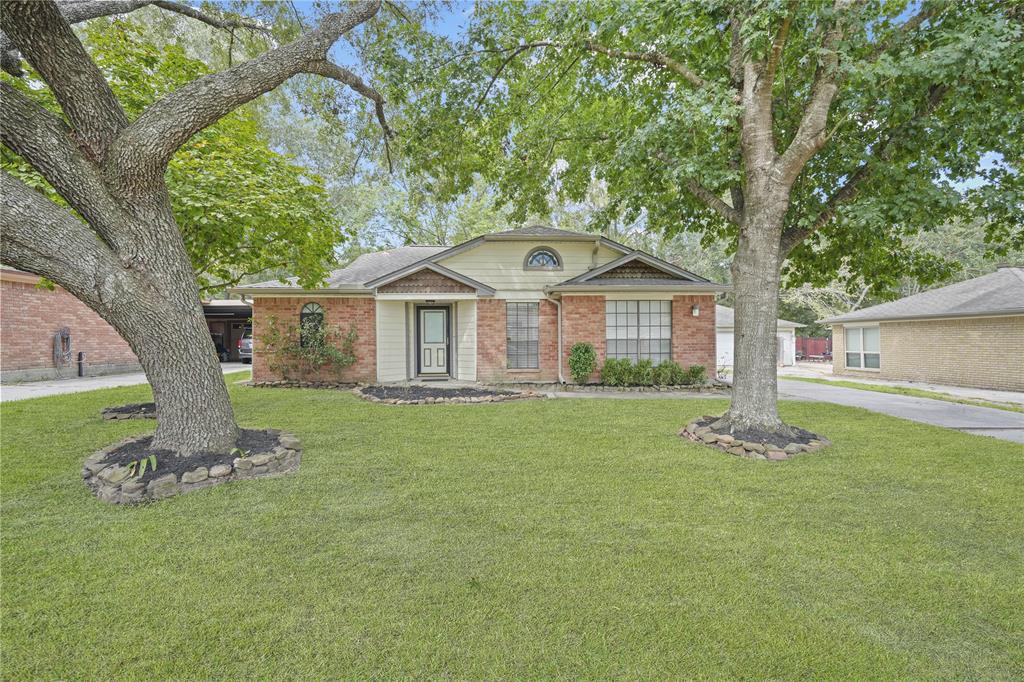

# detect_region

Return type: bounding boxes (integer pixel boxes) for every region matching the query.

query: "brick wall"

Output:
[1,278,139,381]
[562,295,606,382]
[252,296,376,383]
[672,295,717,369]
[833,316,1024,391]
[476,298,559,382]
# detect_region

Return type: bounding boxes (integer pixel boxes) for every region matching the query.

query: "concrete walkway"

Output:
[0,363,250,402]
[777,379,1024,444]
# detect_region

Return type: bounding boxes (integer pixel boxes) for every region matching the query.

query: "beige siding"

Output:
[439,241,620,296]
[456,300,477,381]
[833,316,1024,391]
[376,300,408,382]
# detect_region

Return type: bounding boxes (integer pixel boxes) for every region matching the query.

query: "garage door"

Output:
[716,331,734,367]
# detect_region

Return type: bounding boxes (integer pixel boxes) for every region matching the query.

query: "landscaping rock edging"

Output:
[251,380,358,389]
[679,419,831,461]
[355,386,544,405]
[493,382,727,393]
[82,431,302,504]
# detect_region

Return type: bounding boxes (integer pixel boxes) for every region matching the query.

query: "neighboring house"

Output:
[824,265,1024,391]
[1,267,250,382]
[232,226,728,384]
[714,305,804,368]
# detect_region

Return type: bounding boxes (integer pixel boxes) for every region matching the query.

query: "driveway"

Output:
[0,363,250,402]
[778,379,1024,444]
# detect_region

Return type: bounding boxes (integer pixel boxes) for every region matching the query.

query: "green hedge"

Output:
[599,359,706,387]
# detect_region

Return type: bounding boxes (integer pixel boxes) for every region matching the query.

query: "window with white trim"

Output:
[507,302,539,369]
[845,325,880,369]
[605,300,672,363]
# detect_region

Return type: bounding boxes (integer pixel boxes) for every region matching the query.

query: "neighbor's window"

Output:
[524,247,561,270]
[507,302,539,369]
[299,302,324,347]
[845,326,880,369]
[606,300,672,363]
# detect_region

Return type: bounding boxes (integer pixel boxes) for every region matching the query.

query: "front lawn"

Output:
[2,374,1022,679]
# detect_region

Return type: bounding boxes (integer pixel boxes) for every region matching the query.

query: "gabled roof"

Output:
[824,266,1024,324]
[715,305,803,329]
[366,261,495,295]
[547,251,729,292]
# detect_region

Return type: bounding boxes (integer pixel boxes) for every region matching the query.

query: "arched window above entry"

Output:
[524,247,562,271]
[299,302,324,346]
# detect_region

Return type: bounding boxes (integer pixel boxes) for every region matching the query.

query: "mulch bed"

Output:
[101,402,157,420]
[101,428,280,485]
[681,416,831,461]
[698,416,821,447]
[361,385,519,401]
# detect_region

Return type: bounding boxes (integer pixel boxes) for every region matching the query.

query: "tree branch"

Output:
[151,1,270,35]
[0,170,122,306]
[109,0,382,190]
[0,0,128,160]
[685,180,741,225]
[582,40,705,89]
[0,82,125,249]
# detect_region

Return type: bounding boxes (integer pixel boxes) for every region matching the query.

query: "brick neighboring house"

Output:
[825,265,1024,391]
[1,268,139,382]
[232,226,728,384]
[1,267,253,382]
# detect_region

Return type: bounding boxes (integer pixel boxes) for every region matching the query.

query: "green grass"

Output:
[785,376,1024,413]
[2,372,1022,679]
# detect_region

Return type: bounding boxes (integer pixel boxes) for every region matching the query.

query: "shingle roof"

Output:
[490,225,594,238]
[239,246,448,291]
[825,266,1024,324]
[715,305,803,329]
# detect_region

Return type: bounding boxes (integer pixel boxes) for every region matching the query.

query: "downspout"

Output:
[545,290,565,384]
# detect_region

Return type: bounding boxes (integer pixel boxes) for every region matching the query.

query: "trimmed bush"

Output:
[652,360,686,386]
[683,364,707,385]
[600,358,632,387]
[630,359,654,386]
[567,342,597,384]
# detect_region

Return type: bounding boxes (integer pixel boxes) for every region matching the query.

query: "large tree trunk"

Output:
[722,191,792,434]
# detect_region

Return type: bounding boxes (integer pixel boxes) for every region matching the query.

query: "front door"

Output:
[418,307,449,376]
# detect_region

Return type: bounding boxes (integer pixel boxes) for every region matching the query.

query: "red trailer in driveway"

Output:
[797,336,832,361]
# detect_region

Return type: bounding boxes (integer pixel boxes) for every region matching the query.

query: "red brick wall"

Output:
[1,278,138,380]
[252,296,376,383]
[476,298,559,382]
[672,295,716,369]
[561,295,606,382]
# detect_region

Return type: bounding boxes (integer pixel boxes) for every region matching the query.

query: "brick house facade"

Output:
[235,227,728,385]
[1,269,139,382]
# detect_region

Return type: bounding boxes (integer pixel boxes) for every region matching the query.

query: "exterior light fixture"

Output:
[691,304,700,317]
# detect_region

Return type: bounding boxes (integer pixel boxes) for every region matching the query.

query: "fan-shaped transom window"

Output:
[299,302,324,347]
[524,247,562,270]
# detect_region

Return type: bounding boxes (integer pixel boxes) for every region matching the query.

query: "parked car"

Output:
[238,330,253,364]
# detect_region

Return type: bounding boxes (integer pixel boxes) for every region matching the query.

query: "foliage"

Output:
[259,315,358,381]
[3,376,1022,679]
[652,361,686,386]
[682,365,707,386]
[385,1,1023,297]
[567,343,597,384]
[599,358,632,387]
[0,19,341,291]
[125,455,158,478]
[630,359,655,387]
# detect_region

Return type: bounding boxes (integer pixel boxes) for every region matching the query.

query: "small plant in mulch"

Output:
[101,402,156,420]
[680,416,831,461]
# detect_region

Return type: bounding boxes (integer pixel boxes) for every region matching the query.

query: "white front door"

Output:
[418,307,449,375]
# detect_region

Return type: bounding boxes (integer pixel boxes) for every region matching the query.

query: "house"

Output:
[1,267,251,381]
[824,265,1024,391]
[231,226,728,384]
[714,305,804,368]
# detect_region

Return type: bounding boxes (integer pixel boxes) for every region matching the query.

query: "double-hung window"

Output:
[507,302,539,369]
[845,326,880,369]
[605,300,672,363]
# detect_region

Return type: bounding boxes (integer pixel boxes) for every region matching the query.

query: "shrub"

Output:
[630,359,654,386]
[567,342,597,384]
[683,364,707,385]
[600,358,632,387]
[261,315,358,380]
[652,360,686,385]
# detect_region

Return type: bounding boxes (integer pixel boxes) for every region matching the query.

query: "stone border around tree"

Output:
[82,432,302,504]
[678,421,831,461]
